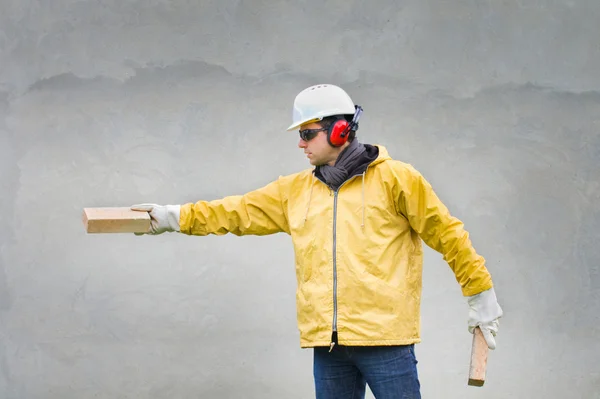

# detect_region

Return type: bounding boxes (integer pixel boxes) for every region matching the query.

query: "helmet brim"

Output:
[286,117,322,131]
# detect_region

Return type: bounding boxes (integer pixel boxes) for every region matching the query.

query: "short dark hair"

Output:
[318,114,357,142]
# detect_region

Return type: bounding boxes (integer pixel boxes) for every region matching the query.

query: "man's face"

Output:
[297,122,339,166]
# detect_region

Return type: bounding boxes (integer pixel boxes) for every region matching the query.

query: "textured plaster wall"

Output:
[1,1,599,398]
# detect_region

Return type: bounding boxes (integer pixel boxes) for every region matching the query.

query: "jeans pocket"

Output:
[408,344,418,365]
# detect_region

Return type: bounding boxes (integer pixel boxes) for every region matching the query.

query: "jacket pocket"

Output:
[294,238,317,282]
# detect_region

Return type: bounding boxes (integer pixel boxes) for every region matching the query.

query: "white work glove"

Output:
[130,203,181,235]
[467,287,503,350]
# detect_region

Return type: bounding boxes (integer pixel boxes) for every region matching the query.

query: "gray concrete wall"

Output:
[1,1,599,398]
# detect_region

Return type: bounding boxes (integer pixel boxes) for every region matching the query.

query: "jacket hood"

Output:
[340,143,391,179]
[370,144,392,166]
[313,143,389,186]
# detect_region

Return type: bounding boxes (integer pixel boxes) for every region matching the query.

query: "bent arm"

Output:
[395,164,493,296]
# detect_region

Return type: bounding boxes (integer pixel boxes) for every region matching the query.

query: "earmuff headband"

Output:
[343,105,363,136]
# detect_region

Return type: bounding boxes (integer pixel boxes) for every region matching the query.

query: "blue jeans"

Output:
[313,345,421,399]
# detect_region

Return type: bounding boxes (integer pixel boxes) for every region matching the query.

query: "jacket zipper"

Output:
[330,190,339,352]
[314,173,365,353]
[328,177,358,352]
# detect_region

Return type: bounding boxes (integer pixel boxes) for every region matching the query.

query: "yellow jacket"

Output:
[179,145,493,347]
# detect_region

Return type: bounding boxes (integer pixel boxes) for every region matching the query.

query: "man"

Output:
[131,84,503,398]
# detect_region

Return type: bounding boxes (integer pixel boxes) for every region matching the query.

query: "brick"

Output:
[83,207,151,233]
[468,327,488,387]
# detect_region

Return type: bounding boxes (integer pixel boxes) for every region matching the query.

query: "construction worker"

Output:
[131,84,503,399]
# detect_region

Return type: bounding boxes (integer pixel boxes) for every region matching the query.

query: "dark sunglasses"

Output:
[299,127,327,142]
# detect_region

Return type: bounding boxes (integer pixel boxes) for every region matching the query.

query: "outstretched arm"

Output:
[132,176,291,237]
[180,178,290,236]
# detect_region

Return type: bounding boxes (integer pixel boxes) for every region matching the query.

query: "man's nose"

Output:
[298,138,307,148]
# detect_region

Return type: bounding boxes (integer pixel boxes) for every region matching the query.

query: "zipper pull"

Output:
[329,331,338,352]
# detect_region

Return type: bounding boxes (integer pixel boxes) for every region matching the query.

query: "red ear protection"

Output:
[327,105,363,147]
[327,118,351,147]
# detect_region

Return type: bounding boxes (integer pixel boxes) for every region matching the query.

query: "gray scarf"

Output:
[317,139,366,190]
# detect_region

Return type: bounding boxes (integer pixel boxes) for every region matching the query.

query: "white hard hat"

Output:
[286,84,357,131]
